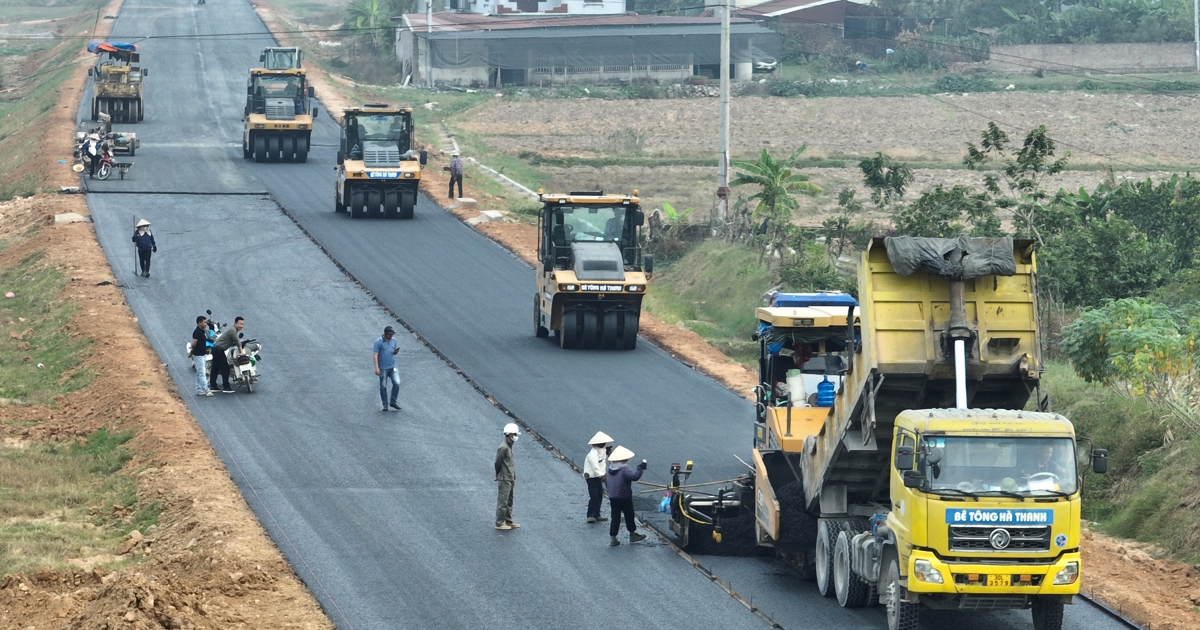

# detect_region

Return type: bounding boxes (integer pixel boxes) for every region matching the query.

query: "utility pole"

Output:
[716,0,731,227]
[427,0,434,88]
[1194,0,1199,71]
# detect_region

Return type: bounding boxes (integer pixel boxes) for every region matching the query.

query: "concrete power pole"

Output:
[716,0,731,228]
[1194,0,1199,71]
[427,0,434,88]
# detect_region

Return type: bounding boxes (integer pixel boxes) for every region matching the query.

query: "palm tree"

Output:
[348,0,388,52]
[730,145,822,266]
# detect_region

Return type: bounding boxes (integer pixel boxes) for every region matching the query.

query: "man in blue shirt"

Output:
[373,325,402,411]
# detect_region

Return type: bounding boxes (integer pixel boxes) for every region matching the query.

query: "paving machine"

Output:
[242,49,318,163]
[535,191,653,350]
[335,104,427,218]
[669,237,1108,630]
[87,42,146,123]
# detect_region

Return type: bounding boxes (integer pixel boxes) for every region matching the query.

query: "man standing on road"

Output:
[584,431,612,523]
[448,153,464,200]
[373,325,402,411]
[191,315,213,397]
[132,219,156,278]
[210,316,245,393]
[606,446,647,546]
[495,423,520,531]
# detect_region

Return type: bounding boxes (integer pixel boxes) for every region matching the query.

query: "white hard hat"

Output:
[503,423,520,435]
[609,445,634,462]
[588,431,612,445]
[136,219,151,227]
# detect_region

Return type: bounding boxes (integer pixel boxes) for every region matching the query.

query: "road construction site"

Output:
[70,0,1143,627]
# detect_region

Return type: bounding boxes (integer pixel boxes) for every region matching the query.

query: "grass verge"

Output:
[0,250,94,405]
[0,428,160,573]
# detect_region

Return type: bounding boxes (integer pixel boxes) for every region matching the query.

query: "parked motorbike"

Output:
[75,141,115,180]
[229,336,262,393]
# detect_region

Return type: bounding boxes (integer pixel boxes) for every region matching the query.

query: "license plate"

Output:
[986,574,1011,587]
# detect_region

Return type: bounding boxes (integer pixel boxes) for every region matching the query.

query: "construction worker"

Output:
[209,316,245,393]
[131,219,156,277]
[373,325,401,411]
[584,431,612,523]
[495,423,520,531]
[448,153,463,199]
[606,446,647,546]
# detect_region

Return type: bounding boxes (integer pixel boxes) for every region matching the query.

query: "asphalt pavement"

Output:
[81,0,1131,628]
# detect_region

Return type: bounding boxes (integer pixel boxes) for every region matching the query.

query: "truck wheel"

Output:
[267,135,281,162]
[383,190,399,219]
[399,190,415,219]
[580,310,598,349]
[602,311,619,349]
[295,135,309,163]
[620,311,638,350]
[366,190,382,218]
[137,98,144,121]
[834,530,871,607]
[816,519,839,597]
[534,295,549,338]
[1031,598,1064,630]
[885,558,919,630]
[253,135,267,162]
[335,190,346,213]
[350,191,366,219]
[128,144,135,157]
[560,310,579,349]
[281,135,296,162]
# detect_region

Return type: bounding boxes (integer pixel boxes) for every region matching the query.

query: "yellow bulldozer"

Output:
[241,48,318,163]
[87,42,146,123]
[335,104,427,219]
[534,191,653,349]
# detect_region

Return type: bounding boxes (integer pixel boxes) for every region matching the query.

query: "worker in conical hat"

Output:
[132,219,156,278]
[583,431,613,523]
[606,445,647,546]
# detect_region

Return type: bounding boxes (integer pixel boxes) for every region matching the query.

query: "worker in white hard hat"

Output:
[606,445,647,546]
[583,431,612,524]
[131,219,156,278]
[495,423,521,531]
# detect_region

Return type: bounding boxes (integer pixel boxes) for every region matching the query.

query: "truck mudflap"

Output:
[905,550,1082,597]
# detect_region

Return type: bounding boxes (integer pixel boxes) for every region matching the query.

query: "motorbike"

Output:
[75,142,115,180]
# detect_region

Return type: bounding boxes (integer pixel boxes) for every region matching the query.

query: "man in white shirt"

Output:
[583,431,612,523]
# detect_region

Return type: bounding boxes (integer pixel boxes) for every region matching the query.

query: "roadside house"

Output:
[394,12,780,87]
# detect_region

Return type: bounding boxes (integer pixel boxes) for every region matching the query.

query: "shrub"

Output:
[932,74,996,93]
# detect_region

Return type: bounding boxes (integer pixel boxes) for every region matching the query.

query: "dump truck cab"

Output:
[335,104,426,219]
[87,42,146,123]
[242,65,317,163]
[535,191,652,349]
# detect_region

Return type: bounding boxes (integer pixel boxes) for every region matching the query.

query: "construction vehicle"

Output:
[535,191,653,350]
[242,48,318,163]
[668,236,1107,630]
[335,104,427,218]
[87,42,146,123]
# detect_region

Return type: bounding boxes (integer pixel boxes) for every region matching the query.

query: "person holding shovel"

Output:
[132,219,156,277]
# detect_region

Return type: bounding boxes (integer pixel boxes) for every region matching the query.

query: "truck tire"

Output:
[534,295,549,338]
[621,310,638,350]
[253,134,267,163]
[834,530,871,608]
[399,190,415,219]
[383,190,399,219]
[1031,597,1064,630]
[560,310,579,349]
[816,519,840,597]
[885,558,919,630]
[296,135,309,163]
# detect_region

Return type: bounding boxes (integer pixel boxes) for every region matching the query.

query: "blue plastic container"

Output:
[816,375,835,407]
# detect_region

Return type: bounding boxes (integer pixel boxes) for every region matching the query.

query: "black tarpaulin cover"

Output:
[884,236,1016,280]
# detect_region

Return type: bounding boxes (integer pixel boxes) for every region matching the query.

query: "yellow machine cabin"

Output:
[669,236,1107,630]
[87,42,146,123]
[242,49,318,163]
[535,191,652,350]
[335,104,426,219]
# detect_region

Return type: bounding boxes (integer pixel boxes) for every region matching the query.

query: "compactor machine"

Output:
[335,104,426,218]
[242,48,318,163]
[535,191,652,349]
[87,42,146,123]
[668,237,1108,630]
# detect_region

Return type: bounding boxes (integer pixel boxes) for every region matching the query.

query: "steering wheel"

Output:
[956,481,975,492]
[1028,472,1059,483]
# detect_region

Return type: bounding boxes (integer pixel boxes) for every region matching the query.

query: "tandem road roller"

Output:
[335,104,427,219]
[242,48,318,163]
[535,191,653,350]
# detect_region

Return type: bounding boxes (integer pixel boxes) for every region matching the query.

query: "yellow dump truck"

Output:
[669,236,1107,630]
[535,191,653,349]
[335,104,426,219]
[87,42,146,123]
[241,49,318,163]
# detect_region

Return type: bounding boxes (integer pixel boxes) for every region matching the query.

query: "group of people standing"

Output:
[190,314,248,396]
[495,426,648,546]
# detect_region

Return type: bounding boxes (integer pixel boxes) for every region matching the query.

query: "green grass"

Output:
[0,0,106,21]
[642,241,774,364]
[0,251,94,405]
[0,428,159,573]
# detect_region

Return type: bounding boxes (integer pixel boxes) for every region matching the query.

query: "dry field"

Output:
[454,91,1200,221]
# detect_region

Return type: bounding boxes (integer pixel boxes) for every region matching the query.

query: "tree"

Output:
[348,0,391,52]
[729,146,822,267]
[964,123,1069,246]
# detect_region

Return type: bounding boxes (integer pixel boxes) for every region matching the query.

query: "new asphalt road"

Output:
[81,0,1129,628]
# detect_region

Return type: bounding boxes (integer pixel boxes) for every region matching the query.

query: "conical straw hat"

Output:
[588,431,612,445]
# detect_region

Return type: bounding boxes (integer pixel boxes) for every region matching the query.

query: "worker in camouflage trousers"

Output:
[495,423,520,531]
